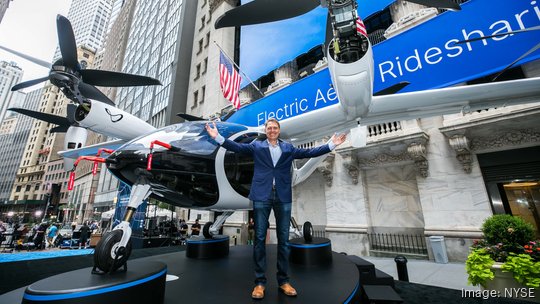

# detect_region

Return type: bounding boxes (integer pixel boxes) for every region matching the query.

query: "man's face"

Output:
[265,121,280,141]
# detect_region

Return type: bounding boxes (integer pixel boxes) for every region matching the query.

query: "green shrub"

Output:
[481,214,535,253]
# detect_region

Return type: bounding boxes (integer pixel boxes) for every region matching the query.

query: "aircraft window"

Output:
[120,122,248,155]
[224,132,259,197]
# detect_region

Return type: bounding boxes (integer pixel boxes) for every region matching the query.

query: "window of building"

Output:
[195,63,201,79]
[192,91,199,109]
[201,86,206,104]
[202,58,208,74]
[199,16,206,31]
[197,38,204,54]
[16,185,21,192]
[25,185,31,192]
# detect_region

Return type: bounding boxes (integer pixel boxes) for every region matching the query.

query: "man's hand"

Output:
[330,133,347,146]
[205,122,219,139]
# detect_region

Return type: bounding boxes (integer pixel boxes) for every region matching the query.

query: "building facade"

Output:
[0,87,42,209]
[53,0,113,60]
[0,60,23,123]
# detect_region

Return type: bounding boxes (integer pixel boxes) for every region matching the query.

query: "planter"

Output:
[482,263,540,302]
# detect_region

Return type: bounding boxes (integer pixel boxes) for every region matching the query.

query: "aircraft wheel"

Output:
[203,221,213,239]
[94,230,132,273]
[303,221,313,243]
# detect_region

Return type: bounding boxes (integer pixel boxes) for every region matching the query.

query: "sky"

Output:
[0,0,72,92]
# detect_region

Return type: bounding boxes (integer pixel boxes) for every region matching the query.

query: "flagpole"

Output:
[213,41,265,97]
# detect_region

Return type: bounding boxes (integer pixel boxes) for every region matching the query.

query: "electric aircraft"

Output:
[6,0,540,272]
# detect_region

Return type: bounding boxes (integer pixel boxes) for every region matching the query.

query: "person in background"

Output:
[46,223,58,248]
[191,219,201,236]
[78,222,90,249]
[247,218,255,245]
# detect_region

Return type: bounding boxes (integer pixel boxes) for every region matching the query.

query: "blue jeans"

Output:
[253,190,291,286]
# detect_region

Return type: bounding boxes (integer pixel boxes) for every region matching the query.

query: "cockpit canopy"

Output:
[118,121,248,155]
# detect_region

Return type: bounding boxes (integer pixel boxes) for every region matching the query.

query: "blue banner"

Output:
[232,0,540,126]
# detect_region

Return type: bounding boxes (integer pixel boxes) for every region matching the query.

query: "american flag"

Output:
[356,17,367,37]
[219,51,242,109]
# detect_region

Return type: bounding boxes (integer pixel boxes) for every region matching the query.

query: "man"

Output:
[206,118,346,299]
[191,219,201,236]
[46,223,58,248]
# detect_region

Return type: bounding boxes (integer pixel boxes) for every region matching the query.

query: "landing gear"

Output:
[303,221,313,243]
[201,211,234,239]
[93,175,151,274]
[93,230,132,274]
[203,221,213,239]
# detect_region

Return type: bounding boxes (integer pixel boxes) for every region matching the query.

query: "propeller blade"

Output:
[66,103,78,125]
[493,41,540,81]
[374,81,410,96]
[405,0,461,10]
[177,113,205,121]
[455,25,540,44]
[0,45,52,69]
[57,15,79,69]
[8,107,71,127]
[78,82,115,105]
[11,76,50,91]
[51,125,70,133]
[215,0,320,29]
[79,69,162,87]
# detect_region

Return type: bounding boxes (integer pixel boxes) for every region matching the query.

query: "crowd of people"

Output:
[0,220,100,252]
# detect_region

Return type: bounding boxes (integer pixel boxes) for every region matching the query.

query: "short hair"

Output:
[264,118,280,128]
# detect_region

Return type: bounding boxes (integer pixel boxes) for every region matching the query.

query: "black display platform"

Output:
[185,235,229,259]
[0,245,359,304]
[21,260,166,304]
[290,237,333,265]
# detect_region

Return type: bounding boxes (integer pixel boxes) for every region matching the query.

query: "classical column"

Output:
[448,135,472,173]
[407,142,428,177]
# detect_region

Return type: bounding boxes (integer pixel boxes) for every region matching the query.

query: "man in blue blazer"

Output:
[206,118,346,299]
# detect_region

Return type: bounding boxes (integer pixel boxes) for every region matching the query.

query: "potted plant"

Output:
[466,214,540,301]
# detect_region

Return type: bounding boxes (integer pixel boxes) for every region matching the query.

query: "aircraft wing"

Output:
[58,139,127,159]
[362,77,540,125]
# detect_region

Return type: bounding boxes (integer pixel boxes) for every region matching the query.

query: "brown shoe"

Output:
[279,283,297,297]
[252,285,265,299]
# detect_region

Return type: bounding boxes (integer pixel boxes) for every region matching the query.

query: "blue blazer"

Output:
[221,138,331,202]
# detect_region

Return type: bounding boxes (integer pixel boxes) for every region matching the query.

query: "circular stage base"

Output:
[0,245,358,304]
[290,237,333,265]
[21,260,166,304]
[185,235,229,259]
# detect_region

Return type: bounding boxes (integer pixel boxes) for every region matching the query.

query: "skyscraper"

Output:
[53,0,114,60]
[0,87,42,204]
[0,60,23,123]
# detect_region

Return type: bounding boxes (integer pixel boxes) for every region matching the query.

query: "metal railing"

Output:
[368,233,428,255]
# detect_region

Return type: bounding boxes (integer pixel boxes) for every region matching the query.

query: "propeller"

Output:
[8,14,161,105]
[11,76,50,91]
[215,0,460,29]
[8,108,71,133]
[215,0,319,29]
